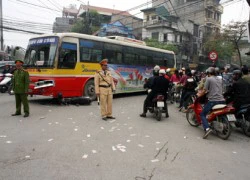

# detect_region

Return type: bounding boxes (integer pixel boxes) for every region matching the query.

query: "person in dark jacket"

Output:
[225,69,250,112]
[140,69,169,117]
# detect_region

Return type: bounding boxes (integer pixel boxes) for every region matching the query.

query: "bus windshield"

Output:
[24,36,58,68]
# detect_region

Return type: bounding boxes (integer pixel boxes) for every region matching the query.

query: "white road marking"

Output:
[48,139,53,142]
[151,159,159,163]
[6,141,12,144]
[138,144,144,148]
[82,154,88,159]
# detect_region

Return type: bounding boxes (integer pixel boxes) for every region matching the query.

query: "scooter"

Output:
[147,93,168,121]
[186,96,236,140]
[0,73,13,93]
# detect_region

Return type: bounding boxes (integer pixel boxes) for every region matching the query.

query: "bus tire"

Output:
[84,79,96,101]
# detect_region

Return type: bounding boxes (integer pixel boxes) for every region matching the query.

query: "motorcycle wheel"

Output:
[242,116,250,137]
[155,108,162,121]
[7,86,13,95]
[186,109,199,127]
[215,115,232,140]
[0,86,7,93]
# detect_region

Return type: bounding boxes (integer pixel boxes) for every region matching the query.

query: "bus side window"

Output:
[104,43,122,64]
[147,56,154,66]
[59,42,77,69]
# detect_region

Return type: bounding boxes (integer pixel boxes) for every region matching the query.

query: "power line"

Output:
[1,25,43,34]
[16,0,61,12]
[46,0,62,11]
[9,0,61,16]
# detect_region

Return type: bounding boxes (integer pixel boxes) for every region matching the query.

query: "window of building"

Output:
[175,35,178,42]
[151,15,157,20]
[193,24,199,37]
[152,32,159,40]
[164,33,168,42]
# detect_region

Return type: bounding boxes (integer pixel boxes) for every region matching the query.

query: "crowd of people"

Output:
[140,64,250,139]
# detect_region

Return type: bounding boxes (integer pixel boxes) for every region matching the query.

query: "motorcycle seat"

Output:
[212,104,227,110]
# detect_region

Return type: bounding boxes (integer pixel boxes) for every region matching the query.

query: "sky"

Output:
[2,0,249,48]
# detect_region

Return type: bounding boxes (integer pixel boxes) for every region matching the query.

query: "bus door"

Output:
[57,37,81,97]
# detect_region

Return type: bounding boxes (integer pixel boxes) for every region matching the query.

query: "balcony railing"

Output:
[205,17,221,25]
[143,19,177,29]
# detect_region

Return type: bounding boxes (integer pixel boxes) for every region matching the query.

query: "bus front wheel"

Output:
[84,79,96,100]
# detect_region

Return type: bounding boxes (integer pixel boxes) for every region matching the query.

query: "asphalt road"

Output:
[0,93,250,180]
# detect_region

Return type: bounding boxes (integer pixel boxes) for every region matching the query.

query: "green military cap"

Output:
[15,60,24,64]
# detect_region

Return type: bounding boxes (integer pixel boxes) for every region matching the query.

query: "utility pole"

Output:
[0,0,4,51]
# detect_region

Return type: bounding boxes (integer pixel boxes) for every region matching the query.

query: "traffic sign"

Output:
[208,51,218,61]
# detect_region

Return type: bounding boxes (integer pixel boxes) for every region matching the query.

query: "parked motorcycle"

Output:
[186,96,236,140]
[148,94,168,121]
[0,73,12,93]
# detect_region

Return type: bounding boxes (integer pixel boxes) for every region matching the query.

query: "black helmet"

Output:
[233,69,242,81]
[233,69,242,75]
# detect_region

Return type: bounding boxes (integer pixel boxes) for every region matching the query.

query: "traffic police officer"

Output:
[11,60,30,117]
[94,59,116,120]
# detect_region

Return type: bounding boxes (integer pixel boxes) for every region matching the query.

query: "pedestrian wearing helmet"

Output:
[140,69,170,117]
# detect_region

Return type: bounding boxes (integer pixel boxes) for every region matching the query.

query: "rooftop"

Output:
[79,5,131,16]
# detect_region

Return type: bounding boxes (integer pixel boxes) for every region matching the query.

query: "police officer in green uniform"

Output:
[11,60,30,117]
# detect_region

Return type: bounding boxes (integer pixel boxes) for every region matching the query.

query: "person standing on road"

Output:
[198,67,225,139]
[11,60,30,118]
[94,59,116,121]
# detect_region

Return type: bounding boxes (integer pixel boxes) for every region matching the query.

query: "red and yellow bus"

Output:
[24,33,176,100]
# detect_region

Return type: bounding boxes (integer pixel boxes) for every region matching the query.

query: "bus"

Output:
[24,33,176,100]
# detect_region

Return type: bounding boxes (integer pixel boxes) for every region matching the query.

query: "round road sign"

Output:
[208,51,218,61]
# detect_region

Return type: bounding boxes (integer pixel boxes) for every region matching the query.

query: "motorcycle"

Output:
[169,83,182,105]
[147,93,168,121]
[224,95,250,137]
[232,104,250,137]
[0,73,13,94]
[186,96,236,140]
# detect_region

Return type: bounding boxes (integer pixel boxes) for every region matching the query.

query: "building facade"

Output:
[141,0,223,68]
[53,6,78,33]
[78,5,143,39]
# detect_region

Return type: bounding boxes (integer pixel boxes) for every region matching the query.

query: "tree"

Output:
[71,10,104,34]
[203,32,234,62]
[222,21,247,66]
[144,39,178,54]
